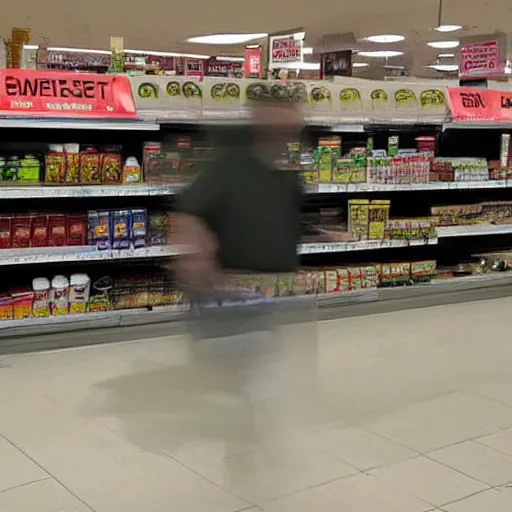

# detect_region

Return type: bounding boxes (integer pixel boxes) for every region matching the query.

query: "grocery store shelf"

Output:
[0,290,378,345]
[0,183,184,199]
[314,180,510,193]
[0,245,185,266]
[437,224,512,238]
[298,238,438,254]
[443,121,512,131]
[5,272,512,351]
[0,117,160,131]
[0,305,187,340]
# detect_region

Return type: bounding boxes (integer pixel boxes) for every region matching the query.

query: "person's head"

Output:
[250,100,304,154]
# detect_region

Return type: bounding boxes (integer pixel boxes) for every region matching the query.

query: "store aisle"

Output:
[2,299,512,511]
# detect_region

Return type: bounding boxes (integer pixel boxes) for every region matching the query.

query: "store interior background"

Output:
[2,0,512,79]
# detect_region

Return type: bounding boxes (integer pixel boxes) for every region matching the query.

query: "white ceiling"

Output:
[2,0,512,77]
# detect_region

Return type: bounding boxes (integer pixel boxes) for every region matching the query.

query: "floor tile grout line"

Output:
[0,476,51,495]
[163,452,256,509]
[469,389,512,415]
[0,432,97,512]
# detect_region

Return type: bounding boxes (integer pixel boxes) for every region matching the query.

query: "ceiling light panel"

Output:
[434,25,463,32]
[428,64,458,71]
[427,40,460,49]
[187,33,267,44]
[365,34,404,43]
[352,62,369,68]
[358,50,403,58]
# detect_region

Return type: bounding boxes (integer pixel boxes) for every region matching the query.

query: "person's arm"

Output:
[170,162,225,288]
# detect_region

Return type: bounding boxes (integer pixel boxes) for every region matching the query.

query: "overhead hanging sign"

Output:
[448,87,512,122]
[269,33,303,69]
[0,69,137,118]
[460,41,499,78]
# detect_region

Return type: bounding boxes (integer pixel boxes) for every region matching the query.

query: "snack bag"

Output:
[10,289,34,319]
[32,277,51,317]
[45,152,67,183]
[69,274,91,314]
[360,266,379,288]
[0,216,12,249]
[149,212,167,245]
[18,155,41,182]
[338,268,351,292]
[0,296,13,320]
[131,209,147,248]
[89,210,111,250]
[324,269,339,293]
[50,275,70,316]
[348,267,363,290]
[67,214,87,246]
[12,216,31,248]
[30,214,48,247]
[47,214,67,247]
[112,210,131,250]
[101,153,122,184]
[79,149,101,184]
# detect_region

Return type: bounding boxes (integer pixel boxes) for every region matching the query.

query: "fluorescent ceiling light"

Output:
[427,40,459,49]
[23,45,111,54]
[365,34,404,43]
[125,49,209,58]
[428,64,458,71]
[187,33,267,44]
[435,24,463,32]
[293,31,306,41]
[216,56,244,62]
[382,64,405,69]
[302,47,313,55]
[352,62,369,68]
[358,50,403,58]
[438,53,455,58]
[279,62,320,70]
[49,47,111,55]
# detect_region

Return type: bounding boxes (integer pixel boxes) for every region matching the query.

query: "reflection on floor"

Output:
[2,298,512,511]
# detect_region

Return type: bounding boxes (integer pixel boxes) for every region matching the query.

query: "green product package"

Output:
[18,155,41,182]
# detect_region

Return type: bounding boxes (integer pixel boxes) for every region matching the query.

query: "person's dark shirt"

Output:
[176,151,301,273]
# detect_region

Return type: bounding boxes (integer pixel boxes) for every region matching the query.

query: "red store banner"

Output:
[0,69,137,118]
[448,87,512,122]
[460,41,499,78]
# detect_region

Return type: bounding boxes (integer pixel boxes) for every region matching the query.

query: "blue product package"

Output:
[88,210,111,250]
[112,209,131,250]
[131,208,147,248]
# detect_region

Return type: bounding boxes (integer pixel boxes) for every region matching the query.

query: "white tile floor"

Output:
[2,298,512,511]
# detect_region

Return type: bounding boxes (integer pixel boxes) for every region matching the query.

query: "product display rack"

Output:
[3,71,512,350]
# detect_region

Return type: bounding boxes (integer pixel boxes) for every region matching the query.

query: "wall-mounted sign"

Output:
[0,69,137,118]
[460,41,499,78]
[244,47,263,78]
[321,50,352,78]
[268,33,303,69]
[185,58,204,80]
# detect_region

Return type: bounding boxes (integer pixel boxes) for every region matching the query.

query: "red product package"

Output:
[101,153,123,184]
[30,214,48,247]
[45,152,67,183]
[67,214,87,246]
[79,150,102,184]
[12,216,31,248]
[66,153,80,183]
[47,214,67,246]
[0,215,12,249]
